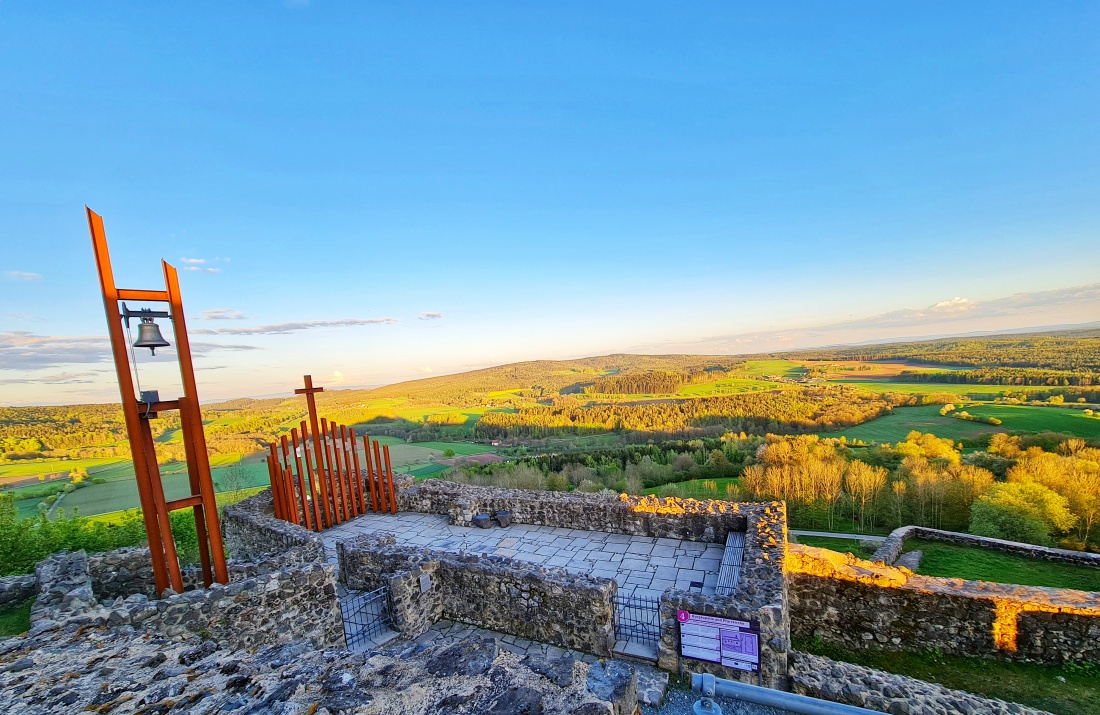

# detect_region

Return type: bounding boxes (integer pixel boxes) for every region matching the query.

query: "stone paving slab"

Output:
[322,510,722,599]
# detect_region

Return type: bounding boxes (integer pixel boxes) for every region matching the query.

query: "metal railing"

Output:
[614,592,662,648]
[715,530,745,596]
[692,673,879,715]
[341,586,392,651]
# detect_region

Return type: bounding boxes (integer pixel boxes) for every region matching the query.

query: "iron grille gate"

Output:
[614,592,661,649]
[341,586,393,651]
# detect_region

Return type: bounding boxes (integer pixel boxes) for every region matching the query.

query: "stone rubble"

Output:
[0,623,637,715]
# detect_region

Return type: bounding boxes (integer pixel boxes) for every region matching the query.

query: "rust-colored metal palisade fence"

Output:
[265,375,398,531]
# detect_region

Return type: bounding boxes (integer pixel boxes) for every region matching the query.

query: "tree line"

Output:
[473,387,893,439]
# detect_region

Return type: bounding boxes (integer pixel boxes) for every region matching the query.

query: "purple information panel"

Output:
[676,610,760,673]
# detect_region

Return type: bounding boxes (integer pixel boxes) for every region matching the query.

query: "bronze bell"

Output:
[133,317,170,355]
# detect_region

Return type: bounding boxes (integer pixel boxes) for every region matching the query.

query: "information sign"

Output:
[676,610,759,673]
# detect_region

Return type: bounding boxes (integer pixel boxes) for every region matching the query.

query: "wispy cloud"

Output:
[0,332,110,370]
[638,283,1100,355]
[419,312,444,320]
[200,308,248,320]
[0,331,258,371]
[192,318,398,336]
[179,257,228,273]
[5,271,41,281]
[0,371,98,386]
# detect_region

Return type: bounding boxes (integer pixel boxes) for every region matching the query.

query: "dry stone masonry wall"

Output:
[791,652,1054,715]
[787,543,1100,666]
[872,525,1100,568]
[0,573,38,609]
[339,533,618,655]
[400,479,748,542]
[655,500,790,689]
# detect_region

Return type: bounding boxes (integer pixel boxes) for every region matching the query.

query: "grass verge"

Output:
[795,535,879,559]
[906,538,1100,591]
[796,638,1100,715]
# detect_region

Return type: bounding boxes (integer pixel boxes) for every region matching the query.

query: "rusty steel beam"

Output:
[362,434,379,512]
[383,444,398,514]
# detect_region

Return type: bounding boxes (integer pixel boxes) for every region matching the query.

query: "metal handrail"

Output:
[691,673,879,715]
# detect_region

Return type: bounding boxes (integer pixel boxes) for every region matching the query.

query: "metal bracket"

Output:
[120,303,171,328]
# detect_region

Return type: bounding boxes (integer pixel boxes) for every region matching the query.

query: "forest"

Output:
[473,387,893,439]
[789,328,1100,371]
[450,430,1100,552]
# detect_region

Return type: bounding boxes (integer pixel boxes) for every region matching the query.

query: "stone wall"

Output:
[788,543,1100,665]
[790,651,1052,715]
[0,573,36,609]
[339,533,618,656]
[400,479,747,543]
[221,489,325,562]
[872,524,1100,568]
[656,501,790,689]
[29,541,343,651]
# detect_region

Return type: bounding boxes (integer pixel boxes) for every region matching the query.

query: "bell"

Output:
[133,317,170,355]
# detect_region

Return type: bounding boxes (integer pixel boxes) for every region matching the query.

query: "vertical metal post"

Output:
[87,208,172,596]
[163,261,228,585]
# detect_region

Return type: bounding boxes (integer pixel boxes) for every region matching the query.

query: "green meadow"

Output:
[818,403,1100,444]
[828,379,1049,398]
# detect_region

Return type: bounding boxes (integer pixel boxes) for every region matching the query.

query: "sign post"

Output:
[677,610,760,673]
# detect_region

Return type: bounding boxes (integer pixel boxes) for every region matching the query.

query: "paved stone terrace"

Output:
[321,511,726,600]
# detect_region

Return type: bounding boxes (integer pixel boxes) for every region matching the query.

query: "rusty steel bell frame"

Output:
[87,207,229,595]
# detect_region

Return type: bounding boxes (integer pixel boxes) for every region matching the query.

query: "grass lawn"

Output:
[817,404,1003,443]
[964,404,1100,439]
[905,538,1100,591]
[820,403,1100,444]
[643,477,739,500]
[797,638,1100,715]
[795,535,879,559]
[0,600,32,638]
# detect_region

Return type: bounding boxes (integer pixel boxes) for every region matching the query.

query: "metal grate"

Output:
[715,530,745,596]
[614,592,662,648]
[341,586,392,651]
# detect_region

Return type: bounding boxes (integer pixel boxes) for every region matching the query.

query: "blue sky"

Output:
[2,2,1099,405]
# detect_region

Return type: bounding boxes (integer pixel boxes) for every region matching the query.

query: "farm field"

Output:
[677,377,790,396]
[817,403,1100,443]
[11,437,493,518]
[738,359,807,379]
[0,457,125,483]
[817,404,1003,443]
[828,379,1048,397]
[904,538,1100,592]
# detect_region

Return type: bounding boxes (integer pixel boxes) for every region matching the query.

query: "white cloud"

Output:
[180,258,207,264]
[183,266,221,273]
[419,312,444,320]
[637,282,1100,355]
[200,308,248,320]
[192,318,398,336]
[6,271,41,281]
[418,366,433,374]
